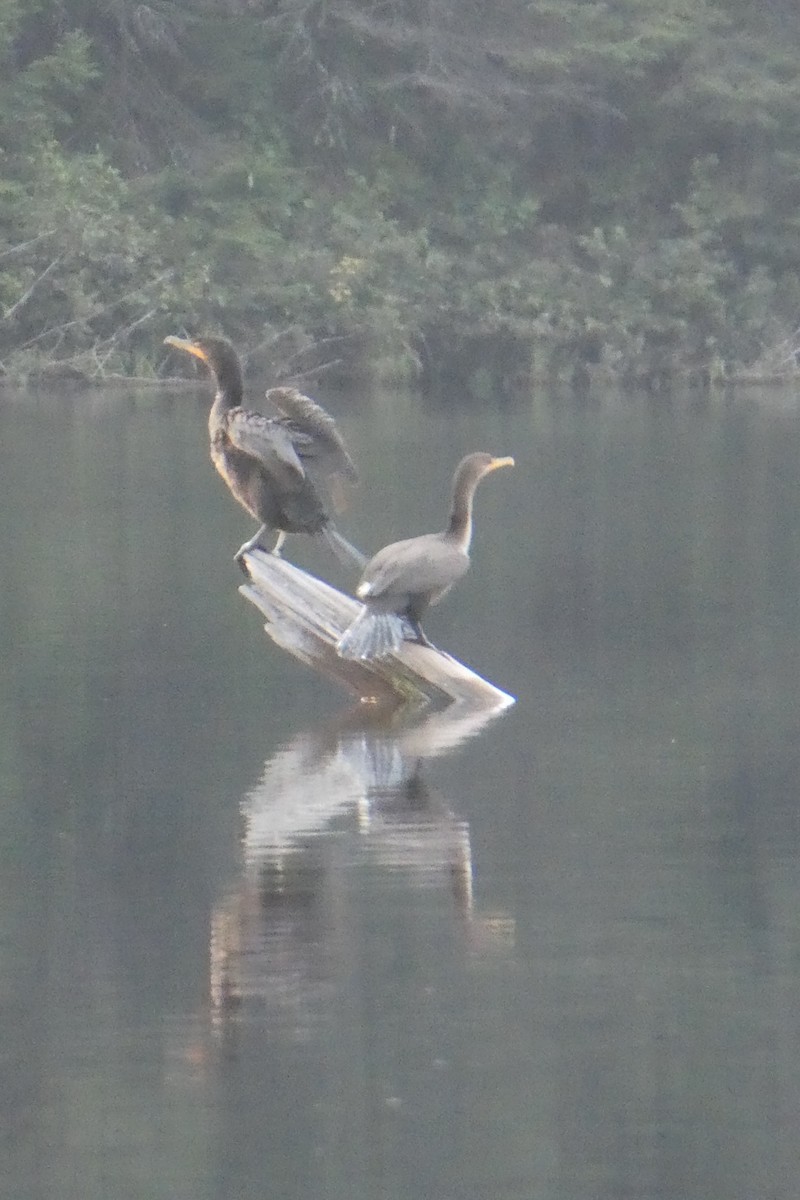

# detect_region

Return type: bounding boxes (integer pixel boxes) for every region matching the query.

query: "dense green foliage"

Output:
[2,0,800,386]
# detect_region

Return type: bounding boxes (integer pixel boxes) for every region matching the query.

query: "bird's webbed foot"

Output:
[404,619,436,649]
[234,524,270,573]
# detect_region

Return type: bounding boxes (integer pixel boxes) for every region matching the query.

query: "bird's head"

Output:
[163,334,243,397]
[456,452,515,489]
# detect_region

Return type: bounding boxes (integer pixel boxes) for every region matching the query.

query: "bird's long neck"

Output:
[445,470,477,552]
[210,363,244,415]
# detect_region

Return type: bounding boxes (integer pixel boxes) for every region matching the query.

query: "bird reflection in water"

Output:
[209,698,516,1029]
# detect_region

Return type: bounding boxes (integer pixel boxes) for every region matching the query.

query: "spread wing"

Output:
[266,387,359,485]
[226,408,306,485]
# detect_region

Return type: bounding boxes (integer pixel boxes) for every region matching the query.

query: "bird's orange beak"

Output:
[164,335,209,365]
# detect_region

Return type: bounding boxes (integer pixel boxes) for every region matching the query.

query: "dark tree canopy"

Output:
[2,0,800,387]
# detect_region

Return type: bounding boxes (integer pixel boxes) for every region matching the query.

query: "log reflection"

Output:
[210,699,515,1026]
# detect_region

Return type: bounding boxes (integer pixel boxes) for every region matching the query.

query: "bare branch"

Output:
[3,257,63,322]
[279,358,344,385]
[0,231,57,263]
[95,306,158,352]
[18,318,86,351]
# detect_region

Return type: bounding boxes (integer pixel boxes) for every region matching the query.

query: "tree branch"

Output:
[3,257,63,322]
[0,231,56,263]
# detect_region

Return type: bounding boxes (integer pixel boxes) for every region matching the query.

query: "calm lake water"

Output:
[2,379,800,1200]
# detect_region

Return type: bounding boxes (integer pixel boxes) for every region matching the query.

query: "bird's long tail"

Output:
[321,525,367,570]
[336,608,408,660]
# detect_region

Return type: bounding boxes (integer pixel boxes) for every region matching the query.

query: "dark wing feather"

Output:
[266,387,359,483]
[226,408,305,481]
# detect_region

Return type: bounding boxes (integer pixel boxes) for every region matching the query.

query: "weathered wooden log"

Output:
[238,549,515,709]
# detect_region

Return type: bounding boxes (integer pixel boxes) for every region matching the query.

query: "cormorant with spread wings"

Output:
[164,334,363,569]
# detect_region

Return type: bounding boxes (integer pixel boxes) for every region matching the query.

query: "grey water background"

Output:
[2,379,800,1199]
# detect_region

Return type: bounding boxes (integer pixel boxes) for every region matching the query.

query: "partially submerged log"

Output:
[239,549,515,710]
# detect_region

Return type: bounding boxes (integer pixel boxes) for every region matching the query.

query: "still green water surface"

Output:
[2,382,800,1199]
